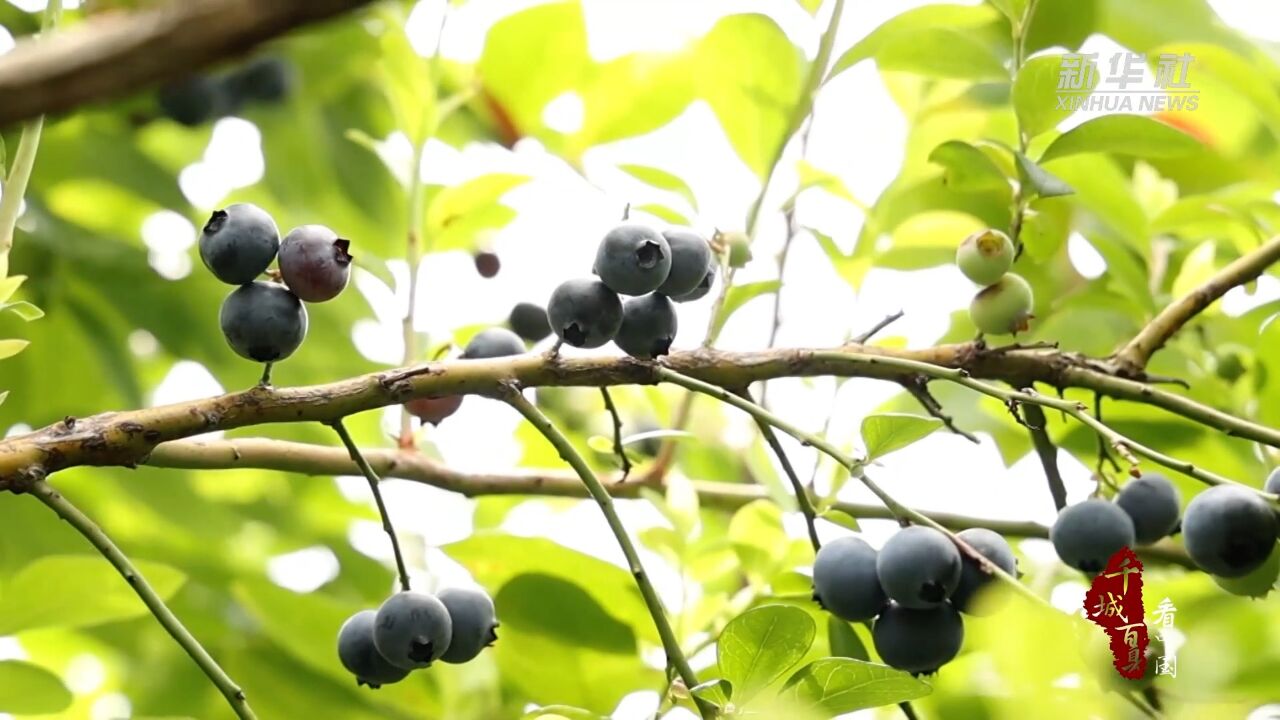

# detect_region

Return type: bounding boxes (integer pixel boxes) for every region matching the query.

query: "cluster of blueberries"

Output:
[158,57,291,127]
[337,587,499,688]
[1052,471,1279,579]
[811,525,1016,675]
[955,228,1035,336]
[403,224,717,427]
[198,203,352,366]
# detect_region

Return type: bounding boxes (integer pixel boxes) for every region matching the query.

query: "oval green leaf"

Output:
[782,658,932,713]
[0,661,72,714]
[717,604,816,705]
[1014,54,1096,138]
[0,555,186,635]
[861,413,943,461]
[1039,115,1201,163]
[618,165,697,210]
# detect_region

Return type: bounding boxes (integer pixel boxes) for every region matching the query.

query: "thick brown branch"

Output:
[0,0,374,128]
[1114,234,1280,373]
[144,437,1194,568]
[3,342,1280,487]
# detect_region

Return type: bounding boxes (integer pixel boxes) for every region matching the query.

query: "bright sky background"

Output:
[3,1,1280,718]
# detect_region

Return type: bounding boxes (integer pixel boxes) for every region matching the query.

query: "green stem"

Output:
[399,138,427,445]
[502,388,715,720]
[29,479,256,720]
[734,387,821,552]
[329,419,412,592]
[0,0,62,278]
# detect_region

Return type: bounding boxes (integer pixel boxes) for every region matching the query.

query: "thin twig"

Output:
[901,377,979,444]
[736,387,821,552]
[600,387,632,480]
[28,479,256,719]
[1022,404,1067,511]
[851,311,905,345]
[257,362,273,387]
[899,701,921,720]
[329,419,411,593]
[501,387,715,720]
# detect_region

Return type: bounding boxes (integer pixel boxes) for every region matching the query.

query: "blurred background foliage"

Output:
[0,0,1279,718]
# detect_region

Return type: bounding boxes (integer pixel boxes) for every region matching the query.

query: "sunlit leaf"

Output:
[0,339,29,360]
[718,604,816,705]
[782,658,932,713]
[0,555,186,634]
[0,275,25,304]
[1039,114,1202,163]
[631,203,689,225]
[829,5,1003,80]
[690,678,733,707]
[1015,152,1075,199]
[618,165,697,210]
[0,301,44,321]
[860,413,943,461]
[928,140,1009,191]
[711,280,781,336]
[0,661,72,714]
[1014,54,1095,137]
[827,617,870,661]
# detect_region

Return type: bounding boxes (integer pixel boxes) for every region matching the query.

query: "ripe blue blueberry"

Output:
[278,225,352,302]
[337,610,410,688]
[227,57,292,104]
[812,536,887,622]
[462,327,526,359]
[373,591,453,670]
[199,203,280,285]
[1114,473,1181,545]
[950,528,1016,615]
[593,225,672,296]
[219,282,308,362]
[872,602,965,675]
[508,302,552,343]
[1049,499,1135,574]
[158,74,231,126]
[614,294,678,359]
[671,263,716,303]
[1182,485,1278,578]
[656,229,712,297]
[876,526,962,608]
[547,278,623,348]
[437,587,499,664]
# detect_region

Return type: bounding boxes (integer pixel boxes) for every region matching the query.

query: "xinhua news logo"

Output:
[1057,52,1198,112]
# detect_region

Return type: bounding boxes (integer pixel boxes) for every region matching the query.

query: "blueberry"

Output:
[670,263,716,303]
[337,610,410,688]
[1182,485,1278,578]
[1266,468,1280,495]
[226,57,292,104]
[437,588,499,664]
[950,528,1016,615]
[373,591,453,670]
[614,294,678,359]
[508,302,552,343]
[1050,499,1135,574]
[593,225,671,296]
[875,526,962,609]
[872,602,965,675]
[655,229,712,297]
[1115,473,1182,545]
[199,203,281,285]
[969,273,1033,336]
[405,395,464,426]
[462,327,526,359]
[547,279,623,348]
[278,225,352,303]
[812,536,887,622]
[955,229,1014,286]
[474,251,501,278]
[219,282,308,362]
[158,74,232,126]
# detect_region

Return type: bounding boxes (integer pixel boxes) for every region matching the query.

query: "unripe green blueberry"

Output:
[219,282,308,362]
[1182,485,1278,578]
[656,229,712,297]
[872,602,965,675]
[812,536,887,622]
[437,587,499,664]
[969,273,1034,336]
[593,225,671,295]
[950,528,1017,615]
[373,591,453,669]
[278,225,352,302]
[547,278,623,348]
[1114,473,1181,545]
[336,610,410,688]
[876,526,962,609]
[1050,499,1135,574]
[956,229,1014,286]
[614,294,678,359]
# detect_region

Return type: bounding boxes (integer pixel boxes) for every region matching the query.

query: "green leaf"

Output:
[424,173,529,250]
[1015,152,1074,199]
[927,140,1009,191]
[690,678,734,708]
[712,280,781,336]
[796,160,865,208]
[829,5,1003,80]
[618,165,697,210]
[232,580,359,682]
[1039,115,1201,163]
[820,508,861,532]
[631,203,689,226]
[782,658,932,713]
[729,500,789,578]
[0,661,72,714]
[0,391,8,408]
[875,28,1008,81]
[0,301,44,321]
[0,555,186,635]
[717,604,816,705]
[1171,239,1218,301]
[0,274,25,304]
[988,0,1028,22]
[0,339,29,360]
[860,413,943,461]
[1014,54,1095,137]
[827,617,870,661]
